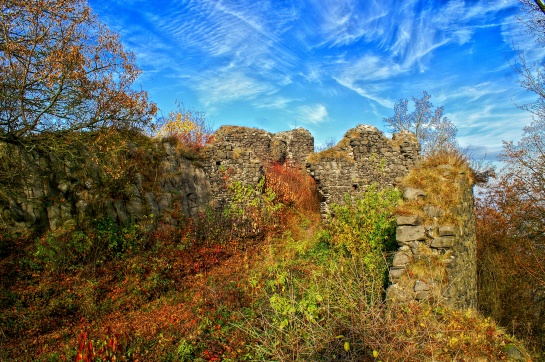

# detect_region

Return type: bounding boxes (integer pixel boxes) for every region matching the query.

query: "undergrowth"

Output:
[0,152,533,361]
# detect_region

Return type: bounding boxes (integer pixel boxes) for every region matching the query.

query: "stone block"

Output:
[409,240,428,259]
[415,291,430,300]
[430,236,455,249]
[397,225,426,243]
[386,284,413,303]
[403,187,426,200]
[396,215,419,226]
[393,251,411,267]
[414,280,430,292]
[389,268,405,282]
[439,225,456,236]
[423,205,444,218]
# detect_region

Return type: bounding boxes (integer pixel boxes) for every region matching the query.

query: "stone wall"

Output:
[386,171,477,310]
[200,126,314,206]
[0,125,479,311]
[0,140,211,232]
[306,125,420,217]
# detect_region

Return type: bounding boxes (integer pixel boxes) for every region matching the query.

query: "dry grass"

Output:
[307,147,354,164]
[397,149,474,226]
[264,162,321,213]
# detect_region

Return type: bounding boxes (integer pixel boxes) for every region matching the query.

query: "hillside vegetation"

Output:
[0,134,533,361]
[1,1,543,360]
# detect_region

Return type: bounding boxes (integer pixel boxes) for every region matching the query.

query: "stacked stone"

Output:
[306,125,420,218]
[201,126,314,206]
[386,177,477,310]
[272,128,314,166]
[0,140,212,232]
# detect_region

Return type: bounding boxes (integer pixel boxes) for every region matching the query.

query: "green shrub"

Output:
[33,218,142,274]
[242,186,401,360]
[325,185,400,295]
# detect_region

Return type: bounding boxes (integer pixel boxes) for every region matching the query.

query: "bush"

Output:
[243,186,401,360]
[33,218,142,275]
[264,162,320,214]
[326,185,400,295]
[155,104,213,159]
[224,179,285,240]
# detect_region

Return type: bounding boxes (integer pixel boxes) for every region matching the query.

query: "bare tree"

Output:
[0,0,157,143]
[519,0,545,43]
[513,1,545,118]
[383,91,458,154]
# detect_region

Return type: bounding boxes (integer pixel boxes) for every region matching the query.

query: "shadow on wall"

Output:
[1,124,418,233]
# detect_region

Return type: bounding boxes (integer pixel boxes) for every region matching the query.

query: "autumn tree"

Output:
[0,0,157,143]
[383,91,458,154]
[477,158,545,350]
[156,104,213,147]
[476,2,545,350]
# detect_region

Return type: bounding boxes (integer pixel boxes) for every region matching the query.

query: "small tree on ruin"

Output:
[383,91,458,154]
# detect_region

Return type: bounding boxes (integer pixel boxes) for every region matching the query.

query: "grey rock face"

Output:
[306,125,420,217]
[387,172,477,311]
[397,225,427,243]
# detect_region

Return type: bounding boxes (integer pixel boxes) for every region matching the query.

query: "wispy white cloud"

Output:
[336,55,404,83]
[335,78,393,109]
[447,82,507,102]
[253,96,298,110]
[331,54,402,107]
[313,0,385,47]
[194,72,276,106]
[462,0,518,21]
[448,103,532,150]
[297,104,329,125]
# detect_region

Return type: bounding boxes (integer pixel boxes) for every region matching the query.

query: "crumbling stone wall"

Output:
[386,171,477,310]
[0,125,419,230]
[200,126,314,206]
[306,125,420,217]
[1,125,479,312]
[0,140,211,232]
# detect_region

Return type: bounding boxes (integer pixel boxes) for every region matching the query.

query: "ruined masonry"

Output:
[200,126,314,206]
[0,124,477,310]
[306,125,419,217]
[387,172,477,310]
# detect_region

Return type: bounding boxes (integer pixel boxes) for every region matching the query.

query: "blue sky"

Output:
[88,0,543,159]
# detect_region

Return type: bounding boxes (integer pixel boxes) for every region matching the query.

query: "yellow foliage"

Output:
[155,104,213,157]
[156,112,198,139]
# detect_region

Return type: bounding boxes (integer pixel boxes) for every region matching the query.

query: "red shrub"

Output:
[264,162,320,214]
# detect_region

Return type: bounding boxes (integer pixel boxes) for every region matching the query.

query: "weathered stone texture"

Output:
[386,171,477,310]
[0,140,212,232]
[306,125,420,216]
[200,126,314,206]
